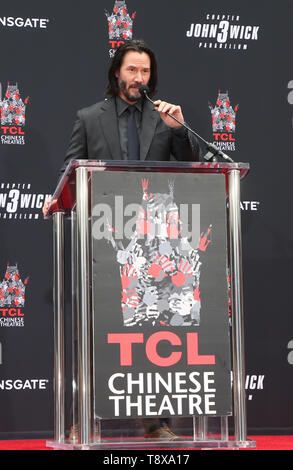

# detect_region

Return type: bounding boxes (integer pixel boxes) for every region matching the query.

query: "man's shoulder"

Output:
[77,97,114,119]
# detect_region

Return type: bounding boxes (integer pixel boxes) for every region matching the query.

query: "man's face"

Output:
[115,51,151,104]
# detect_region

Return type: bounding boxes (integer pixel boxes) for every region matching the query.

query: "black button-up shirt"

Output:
[116,96,142,160]
[115,95,188,160]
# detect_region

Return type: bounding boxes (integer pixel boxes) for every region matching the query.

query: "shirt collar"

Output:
[116,95,143,116]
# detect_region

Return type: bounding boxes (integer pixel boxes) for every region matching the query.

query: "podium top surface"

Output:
[47,159,250,216]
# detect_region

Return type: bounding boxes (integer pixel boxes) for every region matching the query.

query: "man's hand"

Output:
[42,196,52,216]
[153,100,184,129]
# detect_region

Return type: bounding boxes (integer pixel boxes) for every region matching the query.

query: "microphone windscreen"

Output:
[139,85,150,97]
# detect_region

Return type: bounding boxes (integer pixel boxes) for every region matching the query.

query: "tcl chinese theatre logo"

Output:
[105,0,136,57]
[0,82,29,145]
[208,90,239,152]
[0,263,29,327]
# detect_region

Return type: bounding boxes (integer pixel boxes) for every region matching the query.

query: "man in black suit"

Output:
[44,39,200,441]
[58,39,200,177]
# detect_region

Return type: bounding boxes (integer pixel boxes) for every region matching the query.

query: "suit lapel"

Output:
[140,99,158,161]
[99,97,122,160]
[99,96,158,161]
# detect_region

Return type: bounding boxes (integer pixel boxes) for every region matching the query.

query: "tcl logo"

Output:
[213,133,235,142]
[1,126,25,135]
[0,308,24,317]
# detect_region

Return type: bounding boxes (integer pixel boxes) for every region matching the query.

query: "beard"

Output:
[118,78,141,102]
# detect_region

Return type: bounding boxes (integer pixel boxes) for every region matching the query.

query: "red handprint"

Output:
[121,288,139,309]
[121,263,137,289]
[148,255,173,279]
[171,260,194,287]
[141,178,153,200]
[193,286,200,301]
[198,225,212,252]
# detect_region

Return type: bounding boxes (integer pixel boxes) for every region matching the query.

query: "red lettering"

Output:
[213,132,235,142]
[108,332,216,366]
[1,126,25,135]
[146,331,182,367]
[0,308,24,317]
[186,332,215,364]
[109,40,125,48]
[108,333,144,366]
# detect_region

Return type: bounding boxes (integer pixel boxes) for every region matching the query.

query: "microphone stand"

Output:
[140,88,234,163]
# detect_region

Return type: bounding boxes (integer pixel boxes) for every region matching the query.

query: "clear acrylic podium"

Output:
[46,159,255,450]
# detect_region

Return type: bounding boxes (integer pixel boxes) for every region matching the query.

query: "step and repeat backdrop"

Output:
[0,0,292,438]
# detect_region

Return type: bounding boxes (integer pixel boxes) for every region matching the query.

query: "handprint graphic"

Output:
[106,179,212,327]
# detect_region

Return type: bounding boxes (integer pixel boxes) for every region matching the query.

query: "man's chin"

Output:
[127,90,140,102]
[127,96,139,102]
[119,87,141,103]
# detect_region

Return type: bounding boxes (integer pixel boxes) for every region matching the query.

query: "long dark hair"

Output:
[105,39,158,98]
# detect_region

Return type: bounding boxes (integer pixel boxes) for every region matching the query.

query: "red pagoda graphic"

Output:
[0,82,29,126]
[0,263,29,307]
[209,90,239,133]
[105,1,136,57]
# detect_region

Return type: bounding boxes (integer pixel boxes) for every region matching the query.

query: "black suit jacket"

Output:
[60,96,200,176]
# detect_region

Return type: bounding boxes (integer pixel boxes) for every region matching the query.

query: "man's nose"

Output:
[134,71,143,82]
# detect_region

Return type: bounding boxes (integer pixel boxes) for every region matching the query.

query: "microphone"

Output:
[139,85,234,163]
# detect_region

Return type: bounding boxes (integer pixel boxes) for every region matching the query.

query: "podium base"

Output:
[46,437,256,451]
